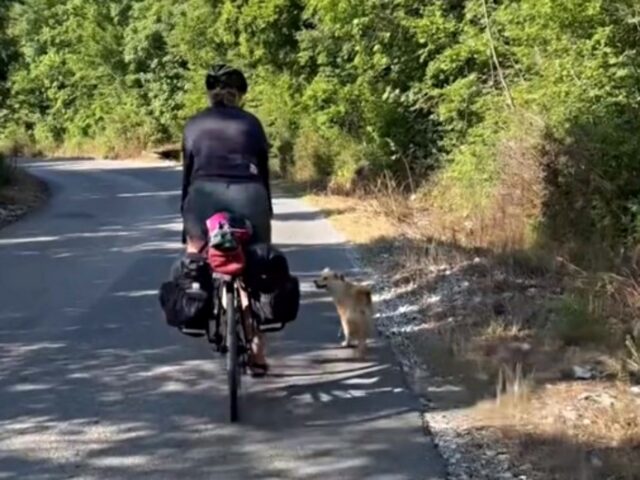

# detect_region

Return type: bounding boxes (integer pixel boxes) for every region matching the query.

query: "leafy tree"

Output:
[1,0,639,247]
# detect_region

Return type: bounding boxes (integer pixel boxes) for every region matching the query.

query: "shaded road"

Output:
[0,159,445,479]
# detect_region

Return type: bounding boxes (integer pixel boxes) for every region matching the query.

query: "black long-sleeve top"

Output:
[181,105,272,214]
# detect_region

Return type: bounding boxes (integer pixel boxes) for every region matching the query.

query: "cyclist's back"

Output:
[183,106,267,184]
[181,65,272,246]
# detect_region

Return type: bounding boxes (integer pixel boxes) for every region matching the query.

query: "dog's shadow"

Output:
[310,341,384,365]
[313,357,362,365]
[268,364,369,377]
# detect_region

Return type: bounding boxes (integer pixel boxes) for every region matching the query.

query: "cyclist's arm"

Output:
[181,136,193,213]
[255,121,273,217]
[257,148,273,217]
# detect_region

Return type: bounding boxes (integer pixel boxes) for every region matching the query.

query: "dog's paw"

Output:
[340,340,356,348]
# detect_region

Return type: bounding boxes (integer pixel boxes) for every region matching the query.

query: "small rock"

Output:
[497,473,514,480]
[630,385,640,396]
[589,452,604,468]
[492,300,507,316]
[525,287,538,296]
[572,365,595,380]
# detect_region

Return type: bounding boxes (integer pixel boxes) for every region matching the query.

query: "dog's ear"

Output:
[338,273,345,281]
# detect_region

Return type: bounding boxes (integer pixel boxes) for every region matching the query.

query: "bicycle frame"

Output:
[208,273,254,422]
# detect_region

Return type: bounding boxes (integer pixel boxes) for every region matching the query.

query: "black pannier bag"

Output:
[244,243,300,332]
[159,254,215,336]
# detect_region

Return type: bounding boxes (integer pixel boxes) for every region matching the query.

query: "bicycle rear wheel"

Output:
[226,282,239,422]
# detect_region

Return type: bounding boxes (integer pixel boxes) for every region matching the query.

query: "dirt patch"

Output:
[0,168,49,229]
[305,194,396,245]
[309,192,640,480]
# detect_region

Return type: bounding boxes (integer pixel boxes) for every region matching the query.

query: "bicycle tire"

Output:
[226,283,239,423]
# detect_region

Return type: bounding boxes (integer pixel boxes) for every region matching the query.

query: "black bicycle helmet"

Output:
[205,64,248,95]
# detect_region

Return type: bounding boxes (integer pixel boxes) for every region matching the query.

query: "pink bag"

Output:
[205,212,252,276]
[206,212,252,244]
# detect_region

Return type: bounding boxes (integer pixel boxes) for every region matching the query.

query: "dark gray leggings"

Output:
[183,180,272,244]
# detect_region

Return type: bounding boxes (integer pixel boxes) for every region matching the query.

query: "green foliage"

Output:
[248,68,301,175]
[413,0,640,252]
[292,127,334,183]
[0,0,17,121]
[0,0,639,250]
[553,295,609,347]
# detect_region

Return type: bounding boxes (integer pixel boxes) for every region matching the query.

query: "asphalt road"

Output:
[0,159,445,479]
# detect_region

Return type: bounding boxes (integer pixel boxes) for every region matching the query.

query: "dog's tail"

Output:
[356,287,374,338]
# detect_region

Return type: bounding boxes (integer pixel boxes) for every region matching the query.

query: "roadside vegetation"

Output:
[0,153,14,187]
[1,0,639,477]
[0,1,638,253]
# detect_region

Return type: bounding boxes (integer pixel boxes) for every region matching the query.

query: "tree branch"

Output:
[481,0,515,109]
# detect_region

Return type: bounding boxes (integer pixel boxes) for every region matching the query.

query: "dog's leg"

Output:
[340,315,354,348]
[356,337,367,360]
[341,334,354,348]
[353,321,367,359]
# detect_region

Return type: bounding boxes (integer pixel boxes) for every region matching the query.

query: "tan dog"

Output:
[314,268,373,358]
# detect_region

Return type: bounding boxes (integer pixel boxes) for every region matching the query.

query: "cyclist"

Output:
[180,64,272,377]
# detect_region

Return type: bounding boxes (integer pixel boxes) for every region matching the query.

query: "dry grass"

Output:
[302,173,640,479]
[410,123,547,253]
[51,140,147,160]
[0,134,157,161]
[305,193,397,245]
[626,336,640,378]
[469,382,640,479]
[0,136,42,158]
[299,128,639,478]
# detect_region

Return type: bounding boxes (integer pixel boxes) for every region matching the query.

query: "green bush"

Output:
[553,295,609,347]
[0,0,639,253]
[0,125,39,157]
[291,127,334,184]
[249,69,301,176]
